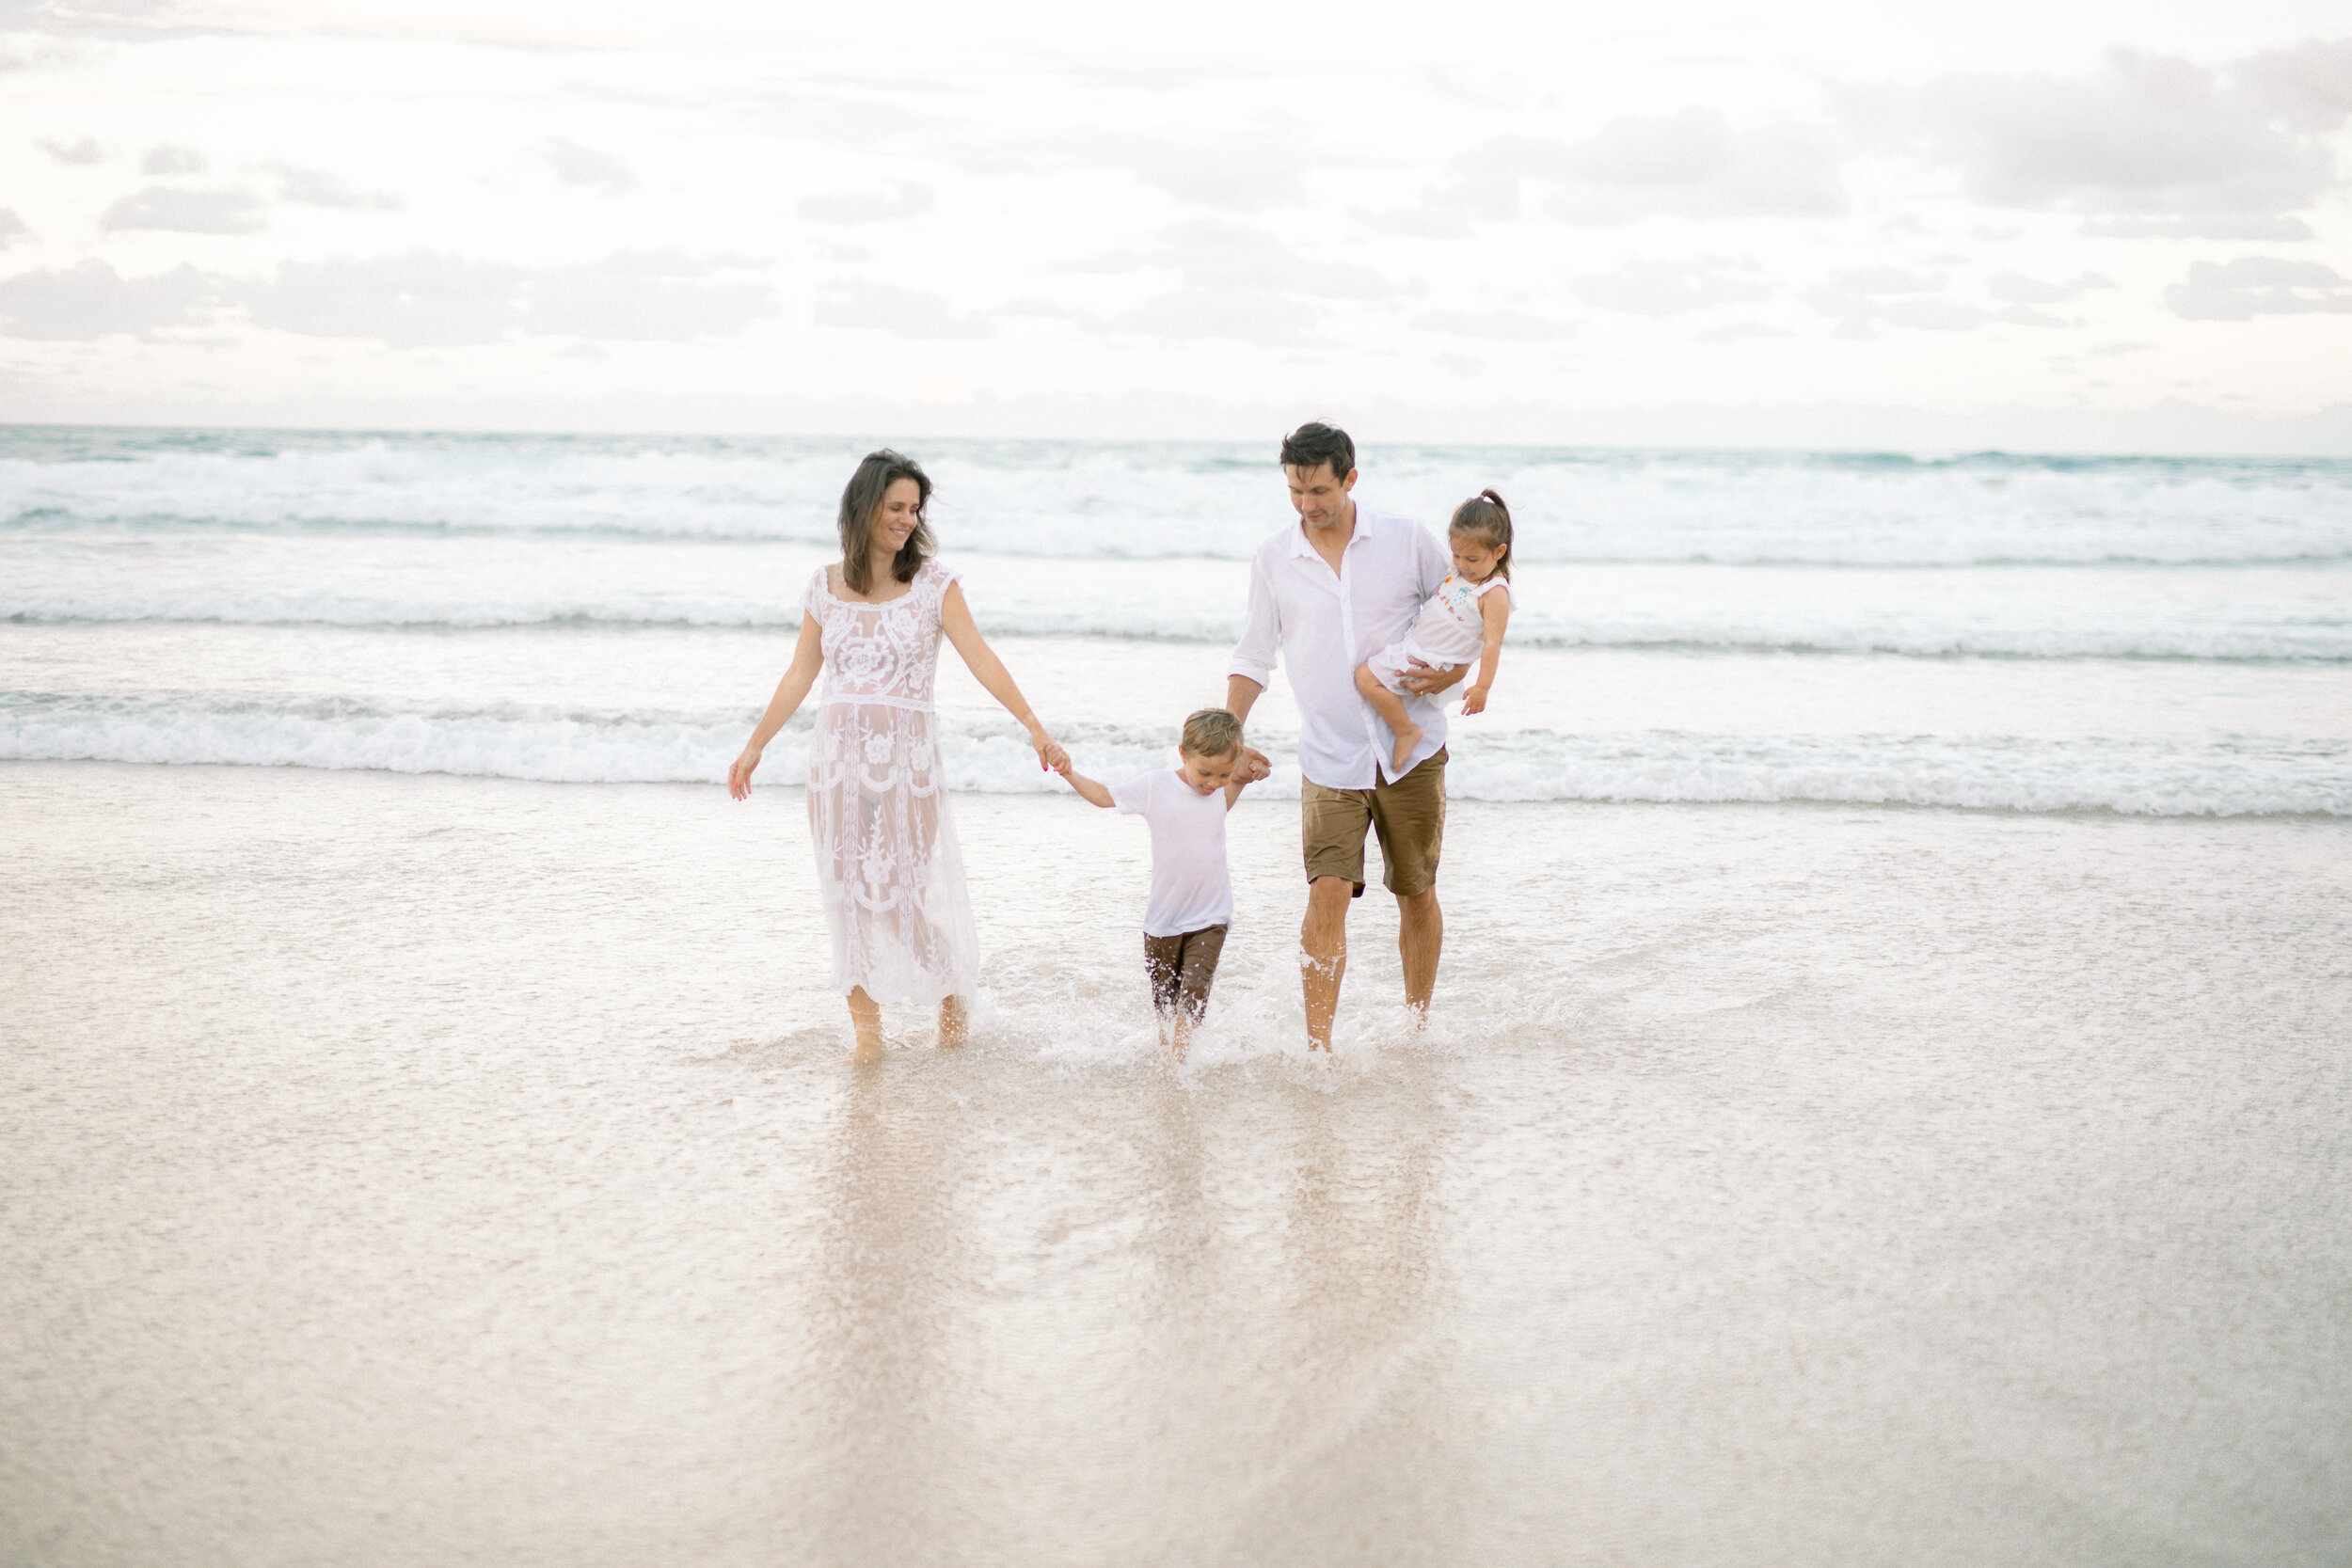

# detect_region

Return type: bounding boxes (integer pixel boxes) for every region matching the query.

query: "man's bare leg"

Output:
[1397,886,1442,1022]
[1302,874,1354,1051]
[1169,1012,1193,1062]
[847,987,885,1062]
[1354,664,1421,776]
[937,993,968,1049]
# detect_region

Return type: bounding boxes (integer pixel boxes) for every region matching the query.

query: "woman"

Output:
[728,449,1065,1060]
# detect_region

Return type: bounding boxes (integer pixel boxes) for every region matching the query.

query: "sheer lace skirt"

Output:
[805,699,979,1005]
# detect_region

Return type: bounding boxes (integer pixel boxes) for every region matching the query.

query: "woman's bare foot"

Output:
[848,988,886,1062]
[937,994,969,1049]
[1390,721,1422,775]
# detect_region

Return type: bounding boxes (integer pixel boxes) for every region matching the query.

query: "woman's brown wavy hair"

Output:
[837,448,937,595]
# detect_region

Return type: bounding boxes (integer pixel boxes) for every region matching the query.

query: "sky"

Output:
[3,0,2350,450]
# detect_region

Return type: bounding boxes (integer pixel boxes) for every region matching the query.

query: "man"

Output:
[1226,421,1456,1052]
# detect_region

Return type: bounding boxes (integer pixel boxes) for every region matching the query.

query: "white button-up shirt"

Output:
[1228,503,1454,789]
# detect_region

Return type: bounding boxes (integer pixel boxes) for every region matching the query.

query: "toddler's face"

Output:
[1177,749,1238,795]
[1450,534,1505,582]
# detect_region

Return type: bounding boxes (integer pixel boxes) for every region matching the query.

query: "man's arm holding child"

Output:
[1460,589,1512,715]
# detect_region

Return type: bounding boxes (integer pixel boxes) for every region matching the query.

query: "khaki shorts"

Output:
[1143,924,1227,1021]
[1300,747,1447,898]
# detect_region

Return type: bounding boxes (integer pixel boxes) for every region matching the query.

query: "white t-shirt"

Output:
[1108,768,1233,938]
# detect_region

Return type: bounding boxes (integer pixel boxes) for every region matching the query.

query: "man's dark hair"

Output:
[1279,421,1355,481]
[836,448,936,594]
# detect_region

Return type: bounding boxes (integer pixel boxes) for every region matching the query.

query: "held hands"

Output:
[727,746,762,800]
[1032,730,1070,774]
[1239,746,1273,784]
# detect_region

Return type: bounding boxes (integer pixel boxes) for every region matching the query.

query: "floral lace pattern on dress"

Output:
[803,560,979,1005]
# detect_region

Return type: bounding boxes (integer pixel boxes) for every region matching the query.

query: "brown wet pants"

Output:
[1143,924,1228,1022]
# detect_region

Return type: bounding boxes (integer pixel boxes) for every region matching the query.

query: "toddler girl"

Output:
[1356,489,1516,775]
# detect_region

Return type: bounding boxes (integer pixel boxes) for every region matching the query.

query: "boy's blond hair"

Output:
[1180,707,1244,758]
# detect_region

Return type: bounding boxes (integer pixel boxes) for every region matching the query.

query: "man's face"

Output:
[1284,462,1358,531]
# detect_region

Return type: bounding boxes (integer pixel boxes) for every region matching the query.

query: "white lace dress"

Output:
[802,560,980,1005]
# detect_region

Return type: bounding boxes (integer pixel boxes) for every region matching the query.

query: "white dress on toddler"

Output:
[1365,572,1513,693]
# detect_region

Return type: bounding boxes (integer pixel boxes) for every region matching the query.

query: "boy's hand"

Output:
[1239,749,1272,784]
[1460,685,1488,716]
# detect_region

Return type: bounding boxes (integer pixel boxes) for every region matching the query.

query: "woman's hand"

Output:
[1032,732,1070,773]
[728,746,763,800]
[1460,685,1488,716]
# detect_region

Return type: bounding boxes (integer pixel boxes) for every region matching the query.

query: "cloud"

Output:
[2236,37,2352,132]
[1111,288,1320,346]
[244,250,775,347]
[0,259,218,339]
[1575,258,1771,315]
[98,186,265,234]
[1031,130,1308,212]
[141,144,204,175]
[1987,271,2112,305]
[1903,45,2350,237]
[0,209,28,249]
[36,135,101,166]
[814,282,985,339]
[1695,322,1784,342]
[271,166,401,210]
[797,182,933,224]
[1410,309,1570,342]
[1358,205,1471,239]
[1435,108,1846,224]
[524,252,776,341]
[532,138,632,193]
[1806,267,1987,333]
[2164,257,2352,321]
[1084,220,1396,301]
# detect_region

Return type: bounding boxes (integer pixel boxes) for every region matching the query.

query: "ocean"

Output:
[5,427,2349,813]
[5,428,2349,1565]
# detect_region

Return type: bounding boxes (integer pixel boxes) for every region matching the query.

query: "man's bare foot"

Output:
[1389,721,1422,775]
[937,994,969,1049]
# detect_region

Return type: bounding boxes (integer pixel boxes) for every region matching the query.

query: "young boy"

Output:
[1054,707,1261,1057]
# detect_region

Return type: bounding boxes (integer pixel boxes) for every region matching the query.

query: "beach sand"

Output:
[4,761,2348,1566]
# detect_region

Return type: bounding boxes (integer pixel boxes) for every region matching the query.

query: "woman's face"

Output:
[872,478,923,557]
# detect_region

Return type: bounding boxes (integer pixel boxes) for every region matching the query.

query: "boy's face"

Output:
[1177,749,1238,795]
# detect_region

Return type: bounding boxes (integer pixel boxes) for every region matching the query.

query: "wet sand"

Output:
[3,762,2348,1566]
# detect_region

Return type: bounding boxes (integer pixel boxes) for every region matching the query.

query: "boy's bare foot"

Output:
[937,994,969,1049]
[1390,721,1422,775]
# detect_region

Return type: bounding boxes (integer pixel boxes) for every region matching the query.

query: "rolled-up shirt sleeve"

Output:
[1228,547,1280,688]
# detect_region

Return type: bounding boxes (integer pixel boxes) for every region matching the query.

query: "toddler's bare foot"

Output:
[937,995,969,1049]
[1390,721,1422,775]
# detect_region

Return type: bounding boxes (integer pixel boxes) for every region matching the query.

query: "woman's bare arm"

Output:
[729,615,824,799]
[1459,591,1512,716]
[941,580,1067,772]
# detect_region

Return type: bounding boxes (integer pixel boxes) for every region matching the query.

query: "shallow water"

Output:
[5,763,2348,1566]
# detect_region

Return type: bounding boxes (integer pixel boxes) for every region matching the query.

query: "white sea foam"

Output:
[7,693,2344,816]
[6,533,2347,659]
[7,431,2352,564]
